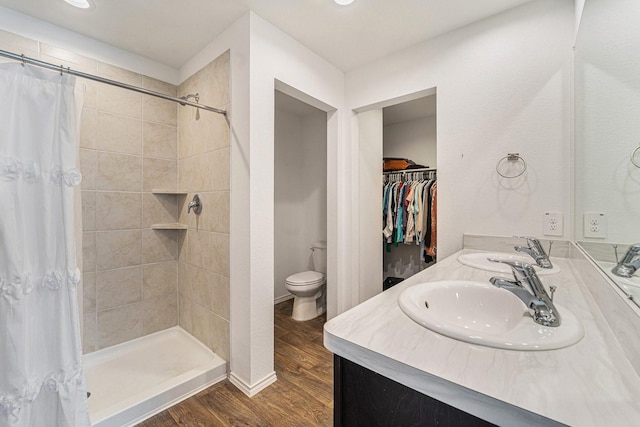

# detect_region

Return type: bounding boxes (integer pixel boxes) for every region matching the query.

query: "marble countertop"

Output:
[324,248,640,426]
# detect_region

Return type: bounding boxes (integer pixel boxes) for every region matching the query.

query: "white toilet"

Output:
[285,241,327,321]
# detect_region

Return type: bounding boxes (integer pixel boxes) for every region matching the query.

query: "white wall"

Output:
[348,0,574,308]
[357,109,384,302]
[274,106,327,302]
[383,116,437,169]
[240,12,345,395]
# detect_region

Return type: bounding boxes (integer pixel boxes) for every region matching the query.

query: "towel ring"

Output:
[496,153,527,178]
[631,146,640,168]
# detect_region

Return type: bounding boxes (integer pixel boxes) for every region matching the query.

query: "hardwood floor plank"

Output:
[140,299,333,426]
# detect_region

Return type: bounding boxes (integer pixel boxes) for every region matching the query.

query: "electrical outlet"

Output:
[543,212,563,236]
[584,212,607,238]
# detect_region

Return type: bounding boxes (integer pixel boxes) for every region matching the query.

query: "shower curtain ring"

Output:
[20,54,25,66]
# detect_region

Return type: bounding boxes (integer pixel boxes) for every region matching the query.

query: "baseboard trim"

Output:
[228,371,278,397]
[274,293,294,304]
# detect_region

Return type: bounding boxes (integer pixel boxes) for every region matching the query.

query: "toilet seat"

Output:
[285,271,325,286]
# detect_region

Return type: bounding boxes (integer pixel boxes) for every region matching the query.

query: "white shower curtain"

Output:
[0,63,89,426]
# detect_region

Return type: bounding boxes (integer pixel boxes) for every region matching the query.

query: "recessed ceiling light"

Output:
[63,0,92,9]
[334,0,354,5]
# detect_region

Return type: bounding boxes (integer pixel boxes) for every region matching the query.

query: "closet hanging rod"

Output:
[0,49,227,116]
[383,167,436,174]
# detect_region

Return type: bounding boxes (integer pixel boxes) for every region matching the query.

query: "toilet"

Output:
[285,241,327,321]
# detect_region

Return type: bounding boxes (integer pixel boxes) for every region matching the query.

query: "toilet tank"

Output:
[311,241,327,274]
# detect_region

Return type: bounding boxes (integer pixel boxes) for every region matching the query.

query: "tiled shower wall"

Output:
[177,52,231,362]
[0,30,230,359]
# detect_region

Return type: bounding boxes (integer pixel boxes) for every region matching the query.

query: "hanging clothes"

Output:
[382,169,437,261]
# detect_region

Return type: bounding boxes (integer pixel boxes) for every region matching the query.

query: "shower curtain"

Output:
[0,63,89,426]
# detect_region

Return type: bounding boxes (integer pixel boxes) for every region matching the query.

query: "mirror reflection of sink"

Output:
[398,280,583,351]
[458,252,561,275]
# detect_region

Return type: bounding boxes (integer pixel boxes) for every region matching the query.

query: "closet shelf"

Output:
[151,189,188,195]
[151,223,188,230]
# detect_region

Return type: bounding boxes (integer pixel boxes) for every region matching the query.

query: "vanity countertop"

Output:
[324,248,640,426]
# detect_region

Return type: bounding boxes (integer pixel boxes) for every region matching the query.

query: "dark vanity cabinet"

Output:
[333,355,495,427]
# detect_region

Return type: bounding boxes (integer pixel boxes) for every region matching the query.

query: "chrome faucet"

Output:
[514,236,553,269]
[488,258,560,327]
[611,244,640,278]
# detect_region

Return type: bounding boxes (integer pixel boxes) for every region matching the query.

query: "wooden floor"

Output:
[138,300,333,426]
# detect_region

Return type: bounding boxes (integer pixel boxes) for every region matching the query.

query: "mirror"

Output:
[575,0,640,306]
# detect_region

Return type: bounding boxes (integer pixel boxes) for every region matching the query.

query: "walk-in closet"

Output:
[382,94,437,284]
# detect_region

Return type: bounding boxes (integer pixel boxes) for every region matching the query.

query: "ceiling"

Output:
[0,0,534,71]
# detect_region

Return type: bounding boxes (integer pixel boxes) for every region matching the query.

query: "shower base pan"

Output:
[84,326,227,427]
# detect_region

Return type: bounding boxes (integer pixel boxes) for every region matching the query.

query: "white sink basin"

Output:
[398,280,583,350]
[458,252,561,275]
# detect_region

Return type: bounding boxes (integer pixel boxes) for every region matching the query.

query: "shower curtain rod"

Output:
[0,49,227,116]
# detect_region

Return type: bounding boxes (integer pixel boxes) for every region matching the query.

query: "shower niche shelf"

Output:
[150,190,189,230]
[151,189,188,195]
[151,223,188,230]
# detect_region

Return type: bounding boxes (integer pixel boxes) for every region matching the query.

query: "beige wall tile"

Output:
[96,192,142,230]
[142,77,177,96]
[186,230,211,269]
[177,229,188,263]
[83,232,96,272]
[178,157,194,192]
[143,294,177,334]
[96,266,142,310]
[190,303,210,348]
[96,230,142,270]
[79,149,97,190]
[97,62,141,86]
[142,229,177,264]
[210,232,230,276]
[0,29,38,55]
[144,97,177,127]
[178,261,192,300]
[207,313,230,361]
[189,266,212,311]
[210,273,229,320]
[97,112,142,155]
[83,272,96,314]
[208,113,230,152]
[82,81,98,110]
[98,85,142,120]
[193,154,209,191]
[178,193,197,229]
[82,312,98,354]
[82,191,96,231]
[143,261,177,299]
[143,122,177,160]
[98,303,143,348]
[177,124,193,160]
[178,296,193,333]
[80,108,97,149]
[143,158,177,192]
[199,191,229,233]
[97,152,142,192]
[209,148,230,191]
[142,193,179,227]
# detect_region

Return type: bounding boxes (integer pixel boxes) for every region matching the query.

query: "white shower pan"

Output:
[83,327,227,427]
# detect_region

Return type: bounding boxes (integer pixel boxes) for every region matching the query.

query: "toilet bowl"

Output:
[285,241,327,321]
